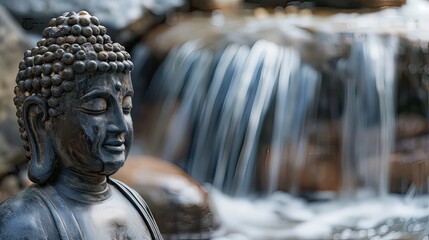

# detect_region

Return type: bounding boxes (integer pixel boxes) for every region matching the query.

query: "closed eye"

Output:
[78,98,107,114]
[122,96,132,114]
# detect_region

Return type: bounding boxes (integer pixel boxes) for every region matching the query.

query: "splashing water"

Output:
[209,186,429,240]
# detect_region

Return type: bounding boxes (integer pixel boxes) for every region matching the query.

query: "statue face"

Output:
[50,73,133,176]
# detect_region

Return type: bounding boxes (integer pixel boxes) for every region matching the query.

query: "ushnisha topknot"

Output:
[14,10,134,159]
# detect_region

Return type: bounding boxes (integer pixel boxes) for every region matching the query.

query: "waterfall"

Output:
[143,33,398,198]
[134,1,429,238]
[267,56,320,194]
[341,34,398,199]
[145,38,321,196]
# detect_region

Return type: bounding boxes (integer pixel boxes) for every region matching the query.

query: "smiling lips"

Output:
[103,140,125,153]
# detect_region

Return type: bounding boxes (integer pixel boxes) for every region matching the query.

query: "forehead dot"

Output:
[114,81,122,91]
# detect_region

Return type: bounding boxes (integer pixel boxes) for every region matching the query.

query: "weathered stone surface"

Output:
[314,0,405,8]
[190,0,242,11]
[113,155,219,239]
[0,175,20,202]
[391,134,429,193]
[0,5,27,172]
[0,0,184,32]
[396,113,429,139]
[0,5,30,203]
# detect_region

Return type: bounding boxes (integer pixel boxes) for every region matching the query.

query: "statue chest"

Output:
[66,189,152,240]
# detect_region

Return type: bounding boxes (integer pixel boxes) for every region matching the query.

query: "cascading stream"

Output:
[341,34,398,199]
[136,1,429,237]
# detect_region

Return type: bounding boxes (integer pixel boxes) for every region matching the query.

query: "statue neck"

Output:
[51,168,111,203]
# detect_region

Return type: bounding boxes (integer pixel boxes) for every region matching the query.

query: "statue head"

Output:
[14,11,134,184]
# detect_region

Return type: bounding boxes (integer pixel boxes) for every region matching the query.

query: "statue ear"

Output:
[23,95,55,184]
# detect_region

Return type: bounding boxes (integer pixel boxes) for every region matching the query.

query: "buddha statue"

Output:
[0,11,163,239]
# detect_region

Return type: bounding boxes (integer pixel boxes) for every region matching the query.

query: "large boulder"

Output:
[0,4,27,175]
[0,0,185,42]
[113,156,219,239]
[0,4,29,201]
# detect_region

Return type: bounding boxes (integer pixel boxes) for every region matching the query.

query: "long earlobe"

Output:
[23,95,55,184]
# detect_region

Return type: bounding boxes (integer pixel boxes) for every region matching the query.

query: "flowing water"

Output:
[143,32,398,198]
[144,38,321,196]
[136,0,429,238]
[209,186,429,239]
[340,34,398,199]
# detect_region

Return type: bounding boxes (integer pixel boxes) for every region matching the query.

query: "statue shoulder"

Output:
[0,186,56,239]
[109,178,163,240]
[109,178,146,206]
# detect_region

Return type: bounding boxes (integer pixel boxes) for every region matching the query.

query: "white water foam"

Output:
[209,187,429,240]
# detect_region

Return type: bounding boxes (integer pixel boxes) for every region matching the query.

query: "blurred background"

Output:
[1,0,429,239]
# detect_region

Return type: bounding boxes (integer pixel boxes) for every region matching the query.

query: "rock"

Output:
[391,134,429,193]
[0,175,20,202]
[190,0,242,11]
[396,113,429,139]
[113,156,219,239]
[0,0,184,34]
[354,0,406,8]
[314,0,405,8]
[300,144,341,193]
[259,143,341,193]
[0,4,27,171]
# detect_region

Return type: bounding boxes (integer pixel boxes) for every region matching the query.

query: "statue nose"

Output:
[107,124,126,141]
[107,124,124,132]
[107,102,128,131]
[107,113,127,135]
